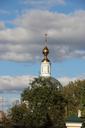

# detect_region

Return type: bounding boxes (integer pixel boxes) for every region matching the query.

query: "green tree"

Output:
[8,103,28,127]
[63,80,85,117]
[21,77,66,128]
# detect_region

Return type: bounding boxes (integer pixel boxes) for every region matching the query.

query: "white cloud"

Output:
[0,76,34,91]
[57,77,76,85]
[0,75,84,92]
[57,75,85,85]
[0,21,5,30]
[0,10,85,62]
[0,74,84,111]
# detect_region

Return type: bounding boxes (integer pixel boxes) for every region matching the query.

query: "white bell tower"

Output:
[40,34,51,77]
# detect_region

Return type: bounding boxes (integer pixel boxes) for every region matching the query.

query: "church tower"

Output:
[40,34,51,77]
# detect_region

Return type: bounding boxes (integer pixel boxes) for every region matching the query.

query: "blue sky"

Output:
[0,59,85,77]
[0,0,85,111]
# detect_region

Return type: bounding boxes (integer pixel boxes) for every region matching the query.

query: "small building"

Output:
[66,115,82,128]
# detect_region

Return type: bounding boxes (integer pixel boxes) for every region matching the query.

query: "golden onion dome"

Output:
[42,46,50,62]
[43,46,49,55]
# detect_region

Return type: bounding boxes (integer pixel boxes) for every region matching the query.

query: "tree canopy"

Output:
[8,77,85,128]
[9,77,66,128]
[21,77,66,128]
[63,80,85,117]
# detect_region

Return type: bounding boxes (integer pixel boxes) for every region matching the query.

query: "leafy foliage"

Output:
[9,77,66,128]
[63,80,85,117]
[8,77,85,128]
[8,103,27,123]
[21,77,66,128]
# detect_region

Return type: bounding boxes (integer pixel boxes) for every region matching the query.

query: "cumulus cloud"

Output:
[0,75,84,92]
[0,10,85,62]
[57,77,76,85]
[0,76,34,92]
[0,74,84,111]
[57,75,85,85]
[0,21,5,30]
